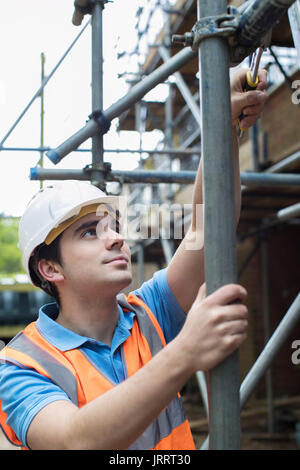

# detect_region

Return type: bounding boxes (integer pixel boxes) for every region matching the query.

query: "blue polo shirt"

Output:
[0,269,186,447]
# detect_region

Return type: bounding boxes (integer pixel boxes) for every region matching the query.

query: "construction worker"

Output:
[0,69,267,450]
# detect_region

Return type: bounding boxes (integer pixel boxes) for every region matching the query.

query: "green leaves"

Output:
[0,217,24,275]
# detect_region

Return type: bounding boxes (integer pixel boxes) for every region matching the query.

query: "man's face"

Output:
[58,211,132,296]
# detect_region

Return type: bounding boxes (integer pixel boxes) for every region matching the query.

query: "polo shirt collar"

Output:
[36,302,135,352]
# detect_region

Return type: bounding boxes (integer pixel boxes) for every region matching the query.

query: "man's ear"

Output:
[38,259,64,284]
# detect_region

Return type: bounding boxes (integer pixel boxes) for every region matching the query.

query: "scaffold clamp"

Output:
[172,6,254,66]
[88,109,111,135]
[173,7,238,46]
[84,161,112,176]
[72,0,109,26]
[193,10,239,50]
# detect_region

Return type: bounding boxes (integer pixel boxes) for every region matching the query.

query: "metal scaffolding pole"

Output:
[241,293,300,406]
[269,46,294,89]
[241,148,300,194]
[0,146,201,156]
[197,0,240,450]
[261,235,275,434]
[277,201,300,220]
[240,173,300,187]
[30,167,194,183]
[163,2,175,254]
[30,167,300,186]
[288,0,300,66]
[91,1,106,187]
[159,46,201,124]
[160,236,173,265]
[39,52,45,190]
[265,149,300,173]
[137,243,144,286]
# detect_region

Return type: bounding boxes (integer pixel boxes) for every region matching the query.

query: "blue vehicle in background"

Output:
[0,275,53,341]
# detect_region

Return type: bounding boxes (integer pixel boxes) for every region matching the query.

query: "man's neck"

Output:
[56,292,120,346]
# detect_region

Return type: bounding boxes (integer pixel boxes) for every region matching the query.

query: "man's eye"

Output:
[82,228,97,238]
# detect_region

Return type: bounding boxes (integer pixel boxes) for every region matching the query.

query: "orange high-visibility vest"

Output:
[0,293,195,450]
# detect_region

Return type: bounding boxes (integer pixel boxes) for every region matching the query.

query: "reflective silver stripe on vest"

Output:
[117,294,163,356]
[117,294,188,450]
[6,332,78,406]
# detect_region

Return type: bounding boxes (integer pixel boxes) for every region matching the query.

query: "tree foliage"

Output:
[0,217,24,274]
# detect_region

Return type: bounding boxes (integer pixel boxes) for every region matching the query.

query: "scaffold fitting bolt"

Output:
[172,32,194,47]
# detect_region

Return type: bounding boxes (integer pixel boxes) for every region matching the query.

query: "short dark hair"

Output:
[28,234,63,305]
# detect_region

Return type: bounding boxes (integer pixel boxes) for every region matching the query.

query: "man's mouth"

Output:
[104,255,129,265]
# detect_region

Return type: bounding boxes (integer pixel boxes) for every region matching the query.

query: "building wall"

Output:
[238,224,300,399]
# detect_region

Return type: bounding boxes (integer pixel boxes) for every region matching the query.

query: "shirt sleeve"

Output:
[0,361,70,448]
[132,268,186,344]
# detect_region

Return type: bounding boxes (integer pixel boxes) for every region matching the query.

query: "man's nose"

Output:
[104,228,124,249]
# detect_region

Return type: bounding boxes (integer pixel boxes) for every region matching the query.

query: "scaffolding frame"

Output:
[0,0,300,450]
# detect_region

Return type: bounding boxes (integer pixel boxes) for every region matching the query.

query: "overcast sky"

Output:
[0,0,151,217]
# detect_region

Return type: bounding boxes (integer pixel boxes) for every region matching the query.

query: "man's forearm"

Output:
[64,339,192,450]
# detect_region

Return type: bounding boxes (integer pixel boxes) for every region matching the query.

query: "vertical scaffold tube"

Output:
[91,1,105,186]
[197,0,241,449]
[288,0,300,67]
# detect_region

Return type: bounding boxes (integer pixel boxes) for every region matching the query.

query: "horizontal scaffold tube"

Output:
[30,167,300,186]
[237,0,297,48]
[30,168,196,184]
[0,146,200,156]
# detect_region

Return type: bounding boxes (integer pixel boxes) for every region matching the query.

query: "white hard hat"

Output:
[19,180,127,280]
